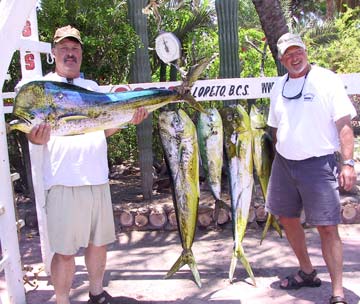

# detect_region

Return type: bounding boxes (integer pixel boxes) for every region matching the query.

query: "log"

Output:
[341,203,357,224]
[134,208,149,228]
[119,210,134,227]
[247,206,256,223]
[149,206,167,228]
[216,208,230,225]
[167,210,178,228]
[255,205,267,222]
[198,206,213,227]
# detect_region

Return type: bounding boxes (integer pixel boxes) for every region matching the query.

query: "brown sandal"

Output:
[88,290,114,304]
[280,269,322,290]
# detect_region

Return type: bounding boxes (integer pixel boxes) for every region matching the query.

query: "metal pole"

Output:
[0,0,38,303]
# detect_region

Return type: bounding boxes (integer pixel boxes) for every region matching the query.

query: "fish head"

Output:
[219,107,238,157]
[198,107,222,136]
[159,110,185,139]
[13,81,47,123]
[220,105,252,157]
[220,105,249,134]
[250,105,267,130]
[11,81,56,133]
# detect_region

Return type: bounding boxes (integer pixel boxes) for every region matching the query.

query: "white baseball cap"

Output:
[277,33,305,57]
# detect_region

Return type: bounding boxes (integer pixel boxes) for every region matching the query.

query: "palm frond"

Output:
[173,6,215,40]
[305,20,339,46]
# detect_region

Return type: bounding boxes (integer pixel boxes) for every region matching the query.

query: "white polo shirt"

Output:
[268,65,356,160]
[41,73,109,189]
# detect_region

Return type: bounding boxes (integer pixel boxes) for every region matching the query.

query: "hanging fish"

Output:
[9,56,216,136]
[196,107,229,226]
[220,104,256,286]
[159,109,201,288]
[249,105,282,244]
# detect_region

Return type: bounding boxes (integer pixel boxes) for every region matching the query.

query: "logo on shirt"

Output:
[303,93,315,102]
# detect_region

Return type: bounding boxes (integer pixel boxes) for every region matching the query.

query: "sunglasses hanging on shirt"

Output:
[282,68,311,100]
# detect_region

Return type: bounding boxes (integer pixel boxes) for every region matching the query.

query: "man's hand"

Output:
[338,165,357,192]
[27,123,51,145]
[130,107,148,125]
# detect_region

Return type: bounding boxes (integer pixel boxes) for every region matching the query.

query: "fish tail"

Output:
[164,248,202,288]
[229,246,256,286]
[182,93,207,114]
[260,213,283,245]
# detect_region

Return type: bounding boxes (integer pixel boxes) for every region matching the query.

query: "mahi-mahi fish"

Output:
[249,105,282,244]
[9,56,215,136]
[158,109,201,288]
[220,104,256,286]
[196,107,229,226]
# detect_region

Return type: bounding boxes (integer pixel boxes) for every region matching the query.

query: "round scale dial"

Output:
[155,32,181,64]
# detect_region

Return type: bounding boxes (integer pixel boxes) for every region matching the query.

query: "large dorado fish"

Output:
[220,104,255,286]
[249,105,282,244]
[196,108,229,226]
[9,56,215,136]
[158,109,201,288]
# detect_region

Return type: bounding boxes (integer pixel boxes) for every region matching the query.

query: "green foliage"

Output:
[306,7,360,73]
[107,124,138,165]
[239,29,278,77]
[37,0,140,85]
[238,0,261,29]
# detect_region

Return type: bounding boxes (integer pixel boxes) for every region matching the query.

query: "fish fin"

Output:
[8,119,31,134]
[229,246,256,286]
[229,254,238,283]
[164,254,186,280]
[164,249,201,288]
[182,93,208,114]
[260,213,283,245]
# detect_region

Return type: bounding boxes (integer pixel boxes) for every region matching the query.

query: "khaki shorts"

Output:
[45,184,116,255]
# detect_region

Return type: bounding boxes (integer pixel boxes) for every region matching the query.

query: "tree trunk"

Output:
[326,0,336,20]
[215,0,240,105]
[128,0,153,200]
[251,0,288,75]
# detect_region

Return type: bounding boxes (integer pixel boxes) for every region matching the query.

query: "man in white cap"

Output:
[266,32,356,304]
[25,25,148,304]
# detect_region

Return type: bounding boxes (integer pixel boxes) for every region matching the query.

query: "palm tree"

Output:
[251,0,289,75]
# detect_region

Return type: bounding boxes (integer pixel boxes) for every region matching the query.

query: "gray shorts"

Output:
[266,153,341,226]
[45,183,116,255]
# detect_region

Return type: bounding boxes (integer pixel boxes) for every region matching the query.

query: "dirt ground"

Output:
[1,163,360,304]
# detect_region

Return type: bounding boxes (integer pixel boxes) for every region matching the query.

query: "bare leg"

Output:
[317,225,344,298]
[279,216,317,287]
[85,243,107,296]
[51,253,76,304]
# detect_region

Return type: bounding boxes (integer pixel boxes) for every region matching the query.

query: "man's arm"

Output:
[270,127,277,147]
[336,115,357,191]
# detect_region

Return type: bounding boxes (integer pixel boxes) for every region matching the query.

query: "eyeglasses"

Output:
[282,68,310,100]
